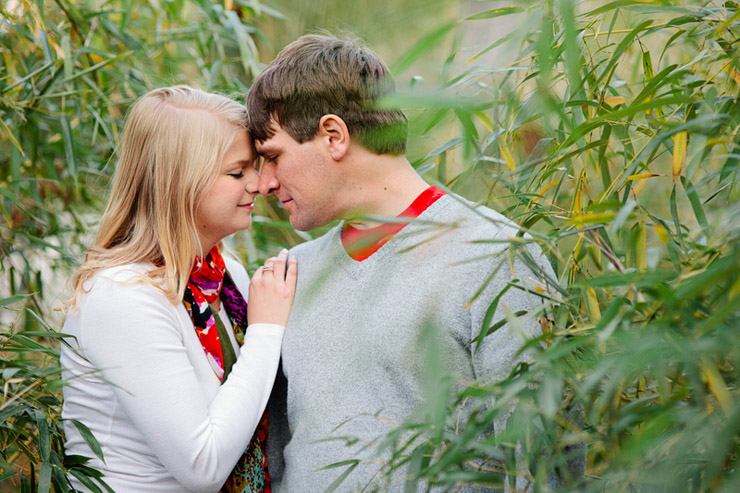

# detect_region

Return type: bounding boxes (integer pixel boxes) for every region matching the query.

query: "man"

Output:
[247,34,558,491]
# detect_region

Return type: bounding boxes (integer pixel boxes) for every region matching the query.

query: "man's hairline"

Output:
[251,115,322,154]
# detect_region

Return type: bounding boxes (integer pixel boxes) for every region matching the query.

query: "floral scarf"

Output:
[183,245,270,493]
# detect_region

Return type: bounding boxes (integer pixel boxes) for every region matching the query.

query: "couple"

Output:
[61,35,554,492]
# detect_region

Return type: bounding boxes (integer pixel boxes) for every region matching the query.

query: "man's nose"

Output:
[258,161,280,196]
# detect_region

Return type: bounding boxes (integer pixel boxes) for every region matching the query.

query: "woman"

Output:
[61,86,296,492]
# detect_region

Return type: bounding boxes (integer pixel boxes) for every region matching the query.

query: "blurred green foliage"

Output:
[2,0,739,491]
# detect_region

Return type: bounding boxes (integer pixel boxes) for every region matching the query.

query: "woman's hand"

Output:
[247,249,298,326]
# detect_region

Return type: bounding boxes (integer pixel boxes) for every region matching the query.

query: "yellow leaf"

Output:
[47,38,65,58]
[701,360,732,417]
[474,111,494,132]
[569,212,616,226]
[626,173,660,181]
[533,179,560,203]
[571,234,584,267]
[731,69,740,85]
[655,223,670,244]
[586,287,601,323]
[540,316,551,346]
[672,131,687,183]
[603,95,627,106]
[499,139,516,171]
[724,62,740,84]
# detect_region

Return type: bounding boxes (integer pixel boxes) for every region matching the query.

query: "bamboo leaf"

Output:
[70,420,105,463]
[421,137,464,163]
[672,131,687,183]
[603,95,627,106]
[58,52,130,84]
[60,116,77,182]
[0,294,34,307]
[642,49,655,80]
[0,117,25,156]
[634,221,646,269]
[321,460,359,493]
[36,413,50,461]
[681,177,709,240]
[464,6,524,21]
[498,137,516,171]
[586,287,601,323]
[38,461,51,493]
[701,359,732,417]
[626,173,660,181]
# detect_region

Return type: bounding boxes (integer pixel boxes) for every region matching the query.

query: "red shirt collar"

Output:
[341,186,446,261]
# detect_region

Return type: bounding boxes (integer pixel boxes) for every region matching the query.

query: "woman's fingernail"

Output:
[280,248,289,254]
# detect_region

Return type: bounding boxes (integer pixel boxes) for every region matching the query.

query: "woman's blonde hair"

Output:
[69,85,249,306]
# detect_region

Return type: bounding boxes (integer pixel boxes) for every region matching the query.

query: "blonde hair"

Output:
[69,86,249,306]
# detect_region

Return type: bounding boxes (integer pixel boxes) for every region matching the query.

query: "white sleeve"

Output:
[79,276,284,492]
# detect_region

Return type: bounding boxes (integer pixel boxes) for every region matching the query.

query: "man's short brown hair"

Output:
[247,34,407,155]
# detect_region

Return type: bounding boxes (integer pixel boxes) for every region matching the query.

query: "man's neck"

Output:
[341,155,430,230]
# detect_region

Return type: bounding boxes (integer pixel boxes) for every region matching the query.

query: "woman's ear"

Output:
[317,114,350,161]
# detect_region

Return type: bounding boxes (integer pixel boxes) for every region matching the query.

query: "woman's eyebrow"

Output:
[226,159,253,169]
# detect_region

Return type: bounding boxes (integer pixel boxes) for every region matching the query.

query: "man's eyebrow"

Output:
[256,142,278,155]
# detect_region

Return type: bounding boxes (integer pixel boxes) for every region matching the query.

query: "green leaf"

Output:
[681,177,709,240]
[0,294,35,307]
[560,0,585,101]
[321,460,359,493]
[474,283,513,353]
[68,469,104,493]
[36,413,50,461]
[0,470,16,481]
[71,420,105,463]
[38,461,51,493]
[464,6,524,21]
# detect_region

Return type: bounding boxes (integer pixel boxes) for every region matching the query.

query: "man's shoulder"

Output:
[428,194,521,244]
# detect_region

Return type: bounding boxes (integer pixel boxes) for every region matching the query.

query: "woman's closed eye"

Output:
[228,172,245,179]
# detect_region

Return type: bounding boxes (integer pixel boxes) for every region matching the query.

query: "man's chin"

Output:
[289,216,314,232]
[288,213,328,232]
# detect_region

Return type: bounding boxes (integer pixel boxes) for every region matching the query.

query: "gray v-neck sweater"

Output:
[268,194,556,491]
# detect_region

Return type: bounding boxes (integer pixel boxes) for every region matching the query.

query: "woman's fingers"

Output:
[262,257,277,273]
[272,249,289,281]
[248,251,298,326]
[285,254,298,286]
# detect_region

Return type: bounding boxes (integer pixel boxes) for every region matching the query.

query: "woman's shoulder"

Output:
[79,262,168,306]
[83,262,155,288]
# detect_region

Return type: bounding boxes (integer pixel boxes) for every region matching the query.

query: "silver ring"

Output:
[263,266,273,272]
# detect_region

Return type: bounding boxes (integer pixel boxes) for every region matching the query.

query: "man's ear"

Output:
[317,114,350,161]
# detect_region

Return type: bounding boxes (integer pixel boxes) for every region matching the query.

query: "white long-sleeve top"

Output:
[61,258,284,492]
